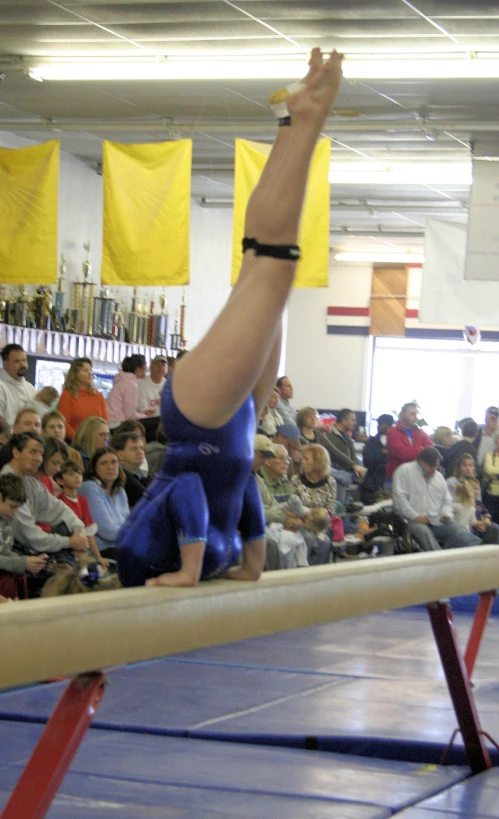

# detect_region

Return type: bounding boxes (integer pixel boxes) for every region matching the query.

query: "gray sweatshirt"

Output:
[0,464,84,554]
[0,517,27,574]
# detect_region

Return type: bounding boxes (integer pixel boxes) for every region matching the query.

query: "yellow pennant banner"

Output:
[0,140,59,284]
[231,137,331,287]
[101,139,192,287]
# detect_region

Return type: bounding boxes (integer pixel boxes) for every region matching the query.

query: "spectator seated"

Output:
[291,443,337,516]
[79,447,130,560]
[258,444,294,504]
[392,446,481,552]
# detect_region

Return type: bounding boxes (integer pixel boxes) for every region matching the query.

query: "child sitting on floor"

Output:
[0,473,48,600]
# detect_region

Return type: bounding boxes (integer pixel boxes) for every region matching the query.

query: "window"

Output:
[370,336,499,432]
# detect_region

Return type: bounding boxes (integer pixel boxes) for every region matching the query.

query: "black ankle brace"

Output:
[278,115,291,127]
[242,237,258,253]
[255,242,301,261]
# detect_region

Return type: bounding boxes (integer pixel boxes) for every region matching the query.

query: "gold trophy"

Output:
[128,287,139,343]
[53,255,67,331]
[179,287,187,349]
[156,293,168,348]
[0,286,6,323]
[71,242,96,335]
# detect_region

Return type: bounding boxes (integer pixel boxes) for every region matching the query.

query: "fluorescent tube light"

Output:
[329,162,472,186]
[27,56,499,83]
[27,58,307,83]
[343,58,499,80]
[334,252,425,263]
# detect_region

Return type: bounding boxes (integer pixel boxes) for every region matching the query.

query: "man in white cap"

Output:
[252,434,286,570]
[137,355,167,417]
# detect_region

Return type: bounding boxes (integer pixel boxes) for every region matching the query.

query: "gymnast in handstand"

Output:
[117,49,344,587]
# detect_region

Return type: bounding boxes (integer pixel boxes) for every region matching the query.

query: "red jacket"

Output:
[386,423,433,478]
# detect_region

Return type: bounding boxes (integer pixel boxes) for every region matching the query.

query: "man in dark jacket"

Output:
[360,414,394,505]
[326,409,366,479]
[111,431,150,508]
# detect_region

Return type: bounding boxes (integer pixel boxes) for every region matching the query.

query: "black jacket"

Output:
[360,433,387,504]
[123,467,150,509]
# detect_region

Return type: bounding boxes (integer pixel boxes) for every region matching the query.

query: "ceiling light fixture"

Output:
[328,162,472,186]
[26,55,499,83]
[334,252,425,263]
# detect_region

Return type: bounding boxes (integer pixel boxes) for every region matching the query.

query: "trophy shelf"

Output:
[0,323,168,366]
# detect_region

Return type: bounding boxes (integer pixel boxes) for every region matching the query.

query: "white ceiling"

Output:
[1,1,498,254]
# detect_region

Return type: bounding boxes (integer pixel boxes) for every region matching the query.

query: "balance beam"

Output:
[3,545,499,690]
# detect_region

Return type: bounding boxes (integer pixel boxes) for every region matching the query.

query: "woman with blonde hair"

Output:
[57,358,108,440]
[479,435,499,525]
[72,416,110,469]
[447,452,499,542]
[291,443,337,516]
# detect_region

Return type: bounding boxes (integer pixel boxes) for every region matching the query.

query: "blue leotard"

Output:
[116,378,265,585]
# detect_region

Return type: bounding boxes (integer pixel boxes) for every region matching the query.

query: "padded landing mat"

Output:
[394,766,499,817]
[192,675,499,747]
[0,659,345,732]
[0,723,469,818]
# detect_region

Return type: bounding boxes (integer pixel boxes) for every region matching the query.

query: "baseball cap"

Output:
[276,422,301,442]
[152,355,167,364]
[254,434,275,458]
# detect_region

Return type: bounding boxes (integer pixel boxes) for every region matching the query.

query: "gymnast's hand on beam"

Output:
[223,538,265,582]
[223,565,262,582]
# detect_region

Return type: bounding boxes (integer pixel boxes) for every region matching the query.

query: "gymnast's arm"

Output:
[146,473,209,588]
[224,473,266,582]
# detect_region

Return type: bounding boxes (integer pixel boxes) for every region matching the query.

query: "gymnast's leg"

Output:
[172,49,344,429]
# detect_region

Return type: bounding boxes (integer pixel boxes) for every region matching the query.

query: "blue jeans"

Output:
[407,520,481,552]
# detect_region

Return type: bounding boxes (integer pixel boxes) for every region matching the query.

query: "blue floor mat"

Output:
[393,765,499,816]
[0,660,345,731]
[1,610,497,767]
[0,722,469,818]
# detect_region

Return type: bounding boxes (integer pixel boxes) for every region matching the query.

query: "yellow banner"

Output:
[101,140,192,286]
[231,137,330,287]
[0,140,59,284]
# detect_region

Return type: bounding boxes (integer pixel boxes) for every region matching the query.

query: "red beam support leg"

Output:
[464,591,497,678]
[427,601,491,774]
[1,671,106,819]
